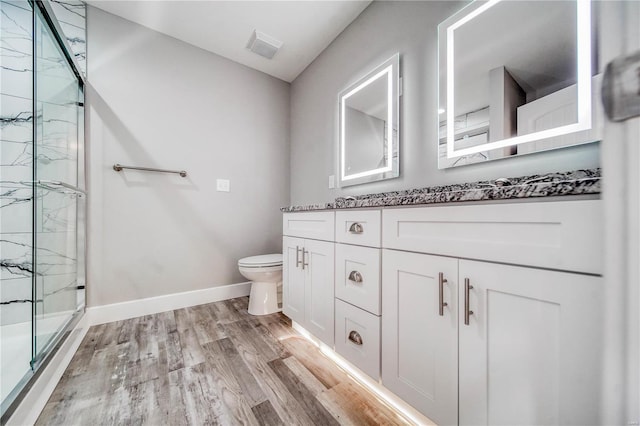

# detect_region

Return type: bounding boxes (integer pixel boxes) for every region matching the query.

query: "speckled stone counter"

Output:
[281,168,601,212]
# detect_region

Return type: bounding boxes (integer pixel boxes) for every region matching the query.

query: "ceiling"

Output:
[86,1,372,82]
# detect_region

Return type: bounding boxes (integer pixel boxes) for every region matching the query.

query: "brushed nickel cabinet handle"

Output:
[348,271,363,283]
[348,330,363,345]
[438,272,448,316]
[348,222,364,234]
[464,278,474,325]
[295,246,302,268]
[302,249,309,270]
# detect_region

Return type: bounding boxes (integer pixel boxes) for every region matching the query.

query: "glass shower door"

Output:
[1,0,85,418]
[0,0,35,412]
[32,4,84,364]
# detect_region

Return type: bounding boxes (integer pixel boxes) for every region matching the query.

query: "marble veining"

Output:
[1,0,85,328]
[281,168,601,212]
[1,1,33,101]
[0,298,31,305]
[49,0,86,76]
[1,236,77,278]
[0,240,32,277]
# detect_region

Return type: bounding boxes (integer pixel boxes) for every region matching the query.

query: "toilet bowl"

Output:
[238,254,283,316]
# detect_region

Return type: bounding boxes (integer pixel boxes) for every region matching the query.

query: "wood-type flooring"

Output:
[35,297,411,425]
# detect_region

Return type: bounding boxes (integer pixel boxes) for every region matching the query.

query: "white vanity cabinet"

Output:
[282,212,335,345]
[381,249,459,426]
[382,250,602,426]
[283,198,603,425]
[283,236,306,322]
[334,210,383,380]
[458,259,602,425]
[381,199,603,425]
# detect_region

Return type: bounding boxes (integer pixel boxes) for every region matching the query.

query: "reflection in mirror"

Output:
[438,0,601,169]
[339,53,399,187]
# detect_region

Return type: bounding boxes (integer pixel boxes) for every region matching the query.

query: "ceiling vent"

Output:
[246,30,283,60]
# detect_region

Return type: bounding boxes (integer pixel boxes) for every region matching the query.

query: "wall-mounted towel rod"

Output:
[113,164,187,178]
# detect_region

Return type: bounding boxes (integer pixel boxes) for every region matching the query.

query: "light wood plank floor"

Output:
[36,297,411,425]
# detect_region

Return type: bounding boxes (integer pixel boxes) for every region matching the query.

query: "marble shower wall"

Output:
[1,0,85,327]
[50,0,86,76]
[1,0,35,326]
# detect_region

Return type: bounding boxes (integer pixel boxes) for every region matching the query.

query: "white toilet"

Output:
[238,253,283,316]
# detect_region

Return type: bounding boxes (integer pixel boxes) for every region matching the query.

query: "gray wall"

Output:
[290,1,600,205]
[86,7,290,307]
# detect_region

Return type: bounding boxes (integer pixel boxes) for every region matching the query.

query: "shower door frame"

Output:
[30,0,86,372]
[0,0,86,420]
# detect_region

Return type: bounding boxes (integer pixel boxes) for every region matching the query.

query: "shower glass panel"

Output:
[33,3,84,362]
[0,0,35,412]
[0,0,85,418]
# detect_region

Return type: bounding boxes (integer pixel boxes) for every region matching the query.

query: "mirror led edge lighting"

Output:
[446,0,592,159]
[341,65,395,182]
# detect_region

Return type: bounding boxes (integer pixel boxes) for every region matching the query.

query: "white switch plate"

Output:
[216,179,230,192]
[328,175,335,189]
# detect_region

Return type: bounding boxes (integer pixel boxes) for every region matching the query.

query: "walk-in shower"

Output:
[1,0,86,419]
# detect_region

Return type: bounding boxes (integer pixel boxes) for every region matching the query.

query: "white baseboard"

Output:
[86,282,251,325]
[6,314,90,426]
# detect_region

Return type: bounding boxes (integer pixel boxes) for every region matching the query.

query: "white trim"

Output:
[292,322,437,426]
[86,282,251,325]
[6,314,90,426]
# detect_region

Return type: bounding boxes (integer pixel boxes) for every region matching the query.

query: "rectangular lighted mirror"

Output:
[438,0,601,169]
[339,53,399,187]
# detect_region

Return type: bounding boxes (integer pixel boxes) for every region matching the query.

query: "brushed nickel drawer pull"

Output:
[464,278,474,325]
[295,246,302,268]
[348,222,364,234]
[302,249,309,270]
[348,270,363,283]
[438,272,448,316]
[348,330,363,345]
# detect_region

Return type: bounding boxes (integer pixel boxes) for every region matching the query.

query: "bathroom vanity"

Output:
[281,169,603,425]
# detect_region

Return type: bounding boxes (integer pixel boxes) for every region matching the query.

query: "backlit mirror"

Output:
[438,0,601,169]
[339,53,399,186]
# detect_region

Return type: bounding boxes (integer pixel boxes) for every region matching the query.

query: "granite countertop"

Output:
[280,168,601,212]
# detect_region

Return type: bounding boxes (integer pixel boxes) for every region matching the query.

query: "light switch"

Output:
[328,175,335,189]
[216,179,230,192]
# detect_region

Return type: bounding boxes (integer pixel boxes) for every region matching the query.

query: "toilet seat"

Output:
[238,253,283,268]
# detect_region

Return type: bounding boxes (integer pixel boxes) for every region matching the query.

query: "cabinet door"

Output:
[283,236,305,323]
[458,260,602,425]
[381,249,458,425]
[304,239,335,345]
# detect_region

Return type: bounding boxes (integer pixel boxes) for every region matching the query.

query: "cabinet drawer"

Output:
[335,244,381,315]
[382,200,602,274]
[335,210,381,247]
[283,212,335,241]
[335,299,381,380]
